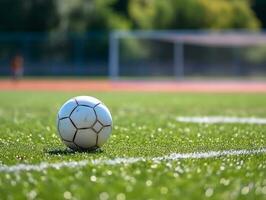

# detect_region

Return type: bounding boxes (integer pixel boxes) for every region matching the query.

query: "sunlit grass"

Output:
[0,91,265,199]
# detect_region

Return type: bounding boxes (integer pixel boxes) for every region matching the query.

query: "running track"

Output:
[0,79,266,93]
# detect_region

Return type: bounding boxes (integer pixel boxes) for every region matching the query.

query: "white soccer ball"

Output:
[57,96,112,151]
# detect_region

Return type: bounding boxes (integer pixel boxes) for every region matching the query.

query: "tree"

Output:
[0,0,261,32]
[55,0,131,32]
[128,0,174,29]
[252,0,266,28]
[128,0,260,30]
[0,0,59,32]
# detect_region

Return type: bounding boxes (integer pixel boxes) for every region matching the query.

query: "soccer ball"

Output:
[57,96,112,151]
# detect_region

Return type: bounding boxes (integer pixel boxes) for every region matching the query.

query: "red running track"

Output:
[0,79,266,93]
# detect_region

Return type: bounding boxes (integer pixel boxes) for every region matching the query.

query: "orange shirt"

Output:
[11,56,24,71]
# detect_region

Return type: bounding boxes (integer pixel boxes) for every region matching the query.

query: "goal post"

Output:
[173,42,184,78]
[108,30,266,79]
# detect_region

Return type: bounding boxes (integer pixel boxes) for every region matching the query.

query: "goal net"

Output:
[108,31,266,79]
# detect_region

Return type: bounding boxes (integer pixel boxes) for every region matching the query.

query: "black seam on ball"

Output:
[103,124,112,127]
[78,127,91,130]
[93,123,103,133]
[74,98,79,105]
[93,103,101,108]
[69,105,78,117]
[59,116,68,120]
[93,108,98,121]
[69,117,78,129]
[72,130,78,142]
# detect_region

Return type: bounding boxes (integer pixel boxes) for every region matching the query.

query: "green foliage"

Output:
[55,0,131,32]
[0,0,59,32]
[252,0,266,28]
[128,0,175,29]
[244,45,266,64]
[128,0,260,30]
[230,0,261,29]
[0,0,261,32]
[120,38,150,60]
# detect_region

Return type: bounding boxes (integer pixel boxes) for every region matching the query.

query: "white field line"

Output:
[0,148,265,173]
[176,116,266,124]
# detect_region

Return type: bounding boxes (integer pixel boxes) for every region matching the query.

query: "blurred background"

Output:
[0,0,266,78]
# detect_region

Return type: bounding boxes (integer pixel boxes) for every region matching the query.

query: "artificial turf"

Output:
[0,91,265,199]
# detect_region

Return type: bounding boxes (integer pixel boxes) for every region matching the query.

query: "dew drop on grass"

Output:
[134,169,141,175]
[184,128,190,133]
[5,174,11,179]
[126,185,133,192]
[90,175,97,182]
[197,168,201,173]
[106,170,112,175]
[146,180,152,187]
[261,186,266,195]
[205,188,214,197]
[40,176,46,182]
[63,191,72,200]
[99,192,109,200]
[11,180,16,186]
[220,178,230,186]
[241,186,250,195]
[160,187,168,194]
[27,190,37,200]
[151,164,158,169]
[116,193,126,200]
[175,166,184,174]
[166,162,172,168]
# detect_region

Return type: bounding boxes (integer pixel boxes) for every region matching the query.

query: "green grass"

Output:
[0,91,265,200]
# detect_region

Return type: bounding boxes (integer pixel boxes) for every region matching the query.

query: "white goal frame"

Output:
[108,30,266,79]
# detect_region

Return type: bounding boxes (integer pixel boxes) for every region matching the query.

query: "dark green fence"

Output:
[0,32,108,76]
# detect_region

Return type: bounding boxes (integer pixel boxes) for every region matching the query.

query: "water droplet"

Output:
[220,178,230,186]
[261,186,266,195]
[63,191,72,200]
[146,180,152,186]
[205,188,213,197]
[90,175,97,182]
[28,190,37,200]
[107,170,112,175]
[160,187,168,194]
[241,186,250,195]
[116,193,126,200]
[99,192,109,200]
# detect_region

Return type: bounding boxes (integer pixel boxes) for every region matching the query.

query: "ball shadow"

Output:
[45,147,103,155]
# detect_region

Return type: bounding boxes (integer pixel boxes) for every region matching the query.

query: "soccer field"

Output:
[0,91,266,200]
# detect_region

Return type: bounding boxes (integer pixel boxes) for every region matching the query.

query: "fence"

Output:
[109,30,266,78]
[1,31,266,78]
[0,32,108,76]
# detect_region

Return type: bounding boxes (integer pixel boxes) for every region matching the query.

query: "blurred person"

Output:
[10,53,24,80]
